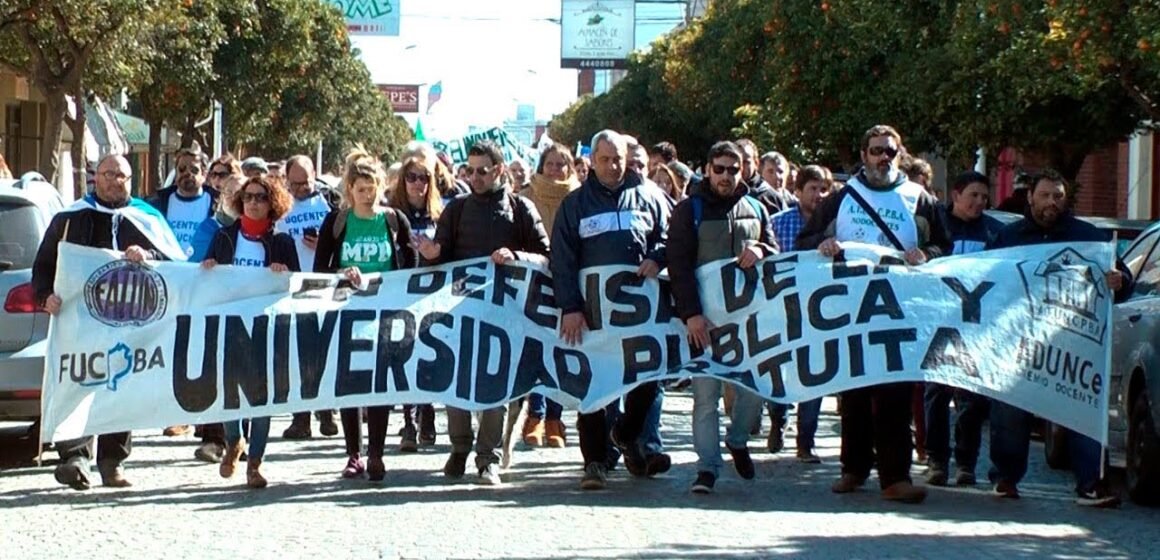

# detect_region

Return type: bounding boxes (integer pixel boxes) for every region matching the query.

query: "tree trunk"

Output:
[66,92,87,200]
[41,92,68,195]
[147,117,163,194]
[181,115,197,149]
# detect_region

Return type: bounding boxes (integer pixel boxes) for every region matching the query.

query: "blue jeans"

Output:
[988,400,1103,493]
[924,384,989,471]
[642,383,664,455]
[224,417,270,461]
[769,399,823,451]
[693,379,762,476]
[527,392,563,421]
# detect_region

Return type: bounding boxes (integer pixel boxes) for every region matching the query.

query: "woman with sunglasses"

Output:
[316,150,418,479]
[385,156,443,449]
[202,176,300,489]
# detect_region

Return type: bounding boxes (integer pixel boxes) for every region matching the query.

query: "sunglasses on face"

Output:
[241,191,269,203]
[209,170,230,178]
[711,164,742,176]
[464,165,494,177]
[405,171,430,184]
[868,146,899,158]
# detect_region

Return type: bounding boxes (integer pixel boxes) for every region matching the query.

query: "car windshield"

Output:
[0,203,44,269]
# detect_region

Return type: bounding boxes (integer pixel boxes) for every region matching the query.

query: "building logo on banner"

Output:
[83,261,169,328]
[1018,247,1109,343]
[561,0,635,69]
[377,84,420,113]
[330,0,401,37]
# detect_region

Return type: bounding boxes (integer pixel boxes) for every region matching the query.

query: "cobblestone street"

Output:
[2,393,1157,559]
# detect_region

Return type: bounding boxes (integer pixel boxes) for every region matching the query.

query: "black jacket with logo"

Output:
[207,221,300,271]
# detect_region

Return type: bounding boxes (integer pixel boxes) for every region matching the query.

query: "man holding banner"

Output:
[797,125,951,504]
[32,154,187,491]
[551,129,672,490]
[668,141,778,494]
[985,169,1129,508]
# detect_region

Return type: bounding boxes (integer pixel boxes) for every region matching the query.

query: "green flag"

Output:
[414,119,426,141]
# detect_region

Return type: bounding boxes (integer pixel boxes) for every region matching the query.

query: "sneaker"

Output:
[993,480,1020,499]
[924,464,949,487]
[281,419,312,440]
[954,468,977,486]
[882,481,927,504]
[53,457,91,491]
[691,471,717,494]
[1076,488,1121,508]
[831,473,867,494]
[727,444,756,480]
[544,419,566,448]
[609,426,647,477]
[194,442,224,464]
[318,411,339,437]
[399,425,419,453]
[478,463,503,486]
[766,425,784,454]
[580,462,607,490]
[341,454,365,479]
[796,449,822,464]
[645,453,672,477]
[522,417,546,447]
[163,425,192,437]
[443,452,468,479]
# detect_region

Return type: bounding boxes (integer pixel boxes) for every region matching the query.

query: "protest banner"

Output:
[41,242,1114,444]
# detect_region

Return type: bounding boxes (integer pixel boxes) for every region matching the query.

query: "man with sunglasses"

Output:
[146,146,219,260]
[668,141,778,494]
[414,140,550,486]
[551,129,672,490]
[797,124,951,504]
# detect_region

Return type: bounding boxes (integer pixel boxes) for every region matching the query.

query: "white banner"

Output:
[41,241,1115,444]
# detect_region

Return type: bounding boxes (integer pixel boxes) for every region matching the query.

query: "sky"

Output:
[348,0,685,140]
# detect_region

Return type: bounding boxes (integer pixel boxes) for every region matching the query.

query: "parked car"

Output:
[0,177,64,424]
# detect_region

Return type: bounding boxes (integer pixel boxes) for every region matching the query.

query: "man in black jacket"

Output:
[985,169,1129,508]
[551,129,671,490]
[33,154,186,491]
[415,140,550,486]
[797,125,952,504]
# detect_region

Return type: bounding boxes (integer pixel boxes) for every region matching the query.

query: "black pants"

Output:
[197,423,226,446]
[577,381,661,466]
[56,432,132,468]
[923,384,990,471]
[839,383,913,488]
[403,404,435,435]
[340,407,390,457]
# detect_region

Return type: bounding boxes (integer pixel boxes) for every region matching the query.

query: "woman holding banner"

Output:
[202,175,300,489]
[319,150,418,480]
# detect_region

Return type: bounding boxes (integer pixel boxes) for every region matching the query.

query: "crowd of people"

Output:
[28,124,1127,509]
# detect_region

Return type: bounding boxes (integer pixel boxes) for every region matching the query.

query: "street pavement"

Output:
[1,392,1158,559]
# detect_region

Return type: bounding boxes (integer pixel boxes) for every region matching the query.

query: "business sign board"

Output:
[560,0,635,69]
[377,84,420,113]
[329,0,401,36]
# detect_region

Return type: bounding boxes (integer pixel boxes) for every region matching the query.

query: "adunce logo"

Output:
[83,260,168,327]
[1017,248,1109,344]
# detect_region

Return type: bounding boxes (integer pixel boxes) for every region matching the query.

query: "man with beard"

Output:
[277,154,339,439]
[797,125,951,504]
[415,140,550,485]
[33,155,187,490]
[147,147,218,260]
[668,141,776,493]
[985,169,1129,508]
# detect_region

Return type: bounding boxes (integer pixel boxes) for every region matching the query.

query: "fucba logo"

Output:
[84,260,168,327]
[59,342,166,391]
[1017,248,1110,344]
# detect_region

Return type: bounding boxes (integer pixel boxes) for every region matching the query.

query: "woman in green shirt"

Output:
[314,150,418,481]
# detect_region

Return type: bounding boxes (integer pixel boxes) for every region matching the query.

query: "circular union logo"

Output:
[83,261,169,327]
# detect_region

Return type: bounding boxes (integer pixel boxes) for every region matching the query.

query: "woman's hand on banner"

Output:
[200,259,217,270]
[123,245,150,263]
[560,312,587,346]
[904,248,928,266]
[637,259,660,278]
[818,238,842,258]
[44,293,61,315]
[686,314,712,350]
[414,236,441,261]
[738,247,762,269]
[1106,270,1124,291]
[270,263,289,273]
[491,248,516,265]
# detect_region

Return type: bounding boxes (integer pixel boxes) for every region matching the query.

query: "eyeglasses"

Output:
[463,165,494,177]
[868,146,900,158]
[711,164,742,176]
[101,171,131,182]
[178,164,203,174]
[209,170,230,178]
[241,191,269,203]
[404,172,430,184]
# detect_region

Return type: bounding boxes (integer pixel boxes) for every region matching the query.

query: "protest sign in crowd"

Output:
[32,125,1126,508]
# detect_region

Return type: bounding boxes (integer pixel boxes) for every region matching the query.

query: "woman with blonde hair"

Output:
[315,149,418,480]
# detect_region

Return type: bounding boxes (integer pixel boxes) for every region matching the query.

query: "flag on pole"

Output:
[414,118,426,141]
[426,81,443,114]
